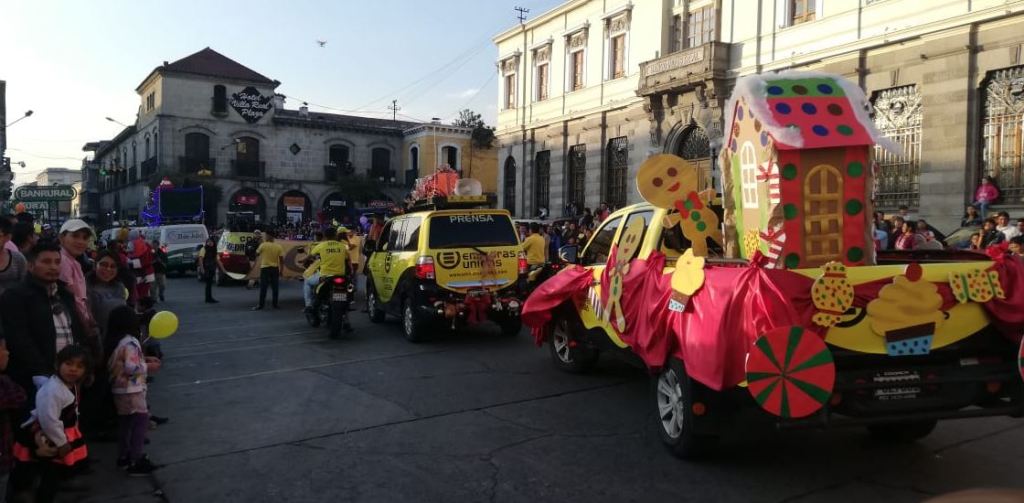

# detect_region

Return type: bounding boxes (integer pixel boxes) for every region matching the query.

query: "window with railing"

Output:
[503,156,517,214]
[534,151,550,215]
[568,144,587,213]
[872,85,922,210]
[605,137,628,209]
[982,66,1024,203]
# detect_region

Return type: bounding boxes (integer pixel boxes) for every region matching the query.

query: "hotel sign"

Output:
[643,47,705,77]
[14,185,77,202]
[230,86,273,123]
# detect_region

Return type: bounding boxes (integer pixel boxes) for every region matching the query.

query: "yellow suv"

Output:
[365,196,528,342]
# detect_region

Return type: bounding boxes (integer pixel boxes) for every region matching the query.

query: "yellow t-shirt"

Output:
[311,240,349,277]
[256,242,284,269]
[522,233,547,266]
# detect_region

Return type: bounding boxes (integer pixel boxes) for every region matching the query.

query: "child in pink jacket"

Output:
[974,176,1000,218]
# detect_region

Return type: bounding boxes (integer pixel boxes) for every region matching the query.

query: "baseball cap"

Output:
[59,219,93,236]
[337,226,350,235]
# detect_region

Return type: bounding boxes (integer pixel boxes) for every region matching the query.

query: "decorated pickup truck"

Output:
[522,71,1024,459]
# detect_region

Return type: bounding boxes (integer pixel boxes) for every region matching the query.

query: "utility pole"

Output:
[388,99,401,122]
[514,6,529,24]
[515,6,529,217]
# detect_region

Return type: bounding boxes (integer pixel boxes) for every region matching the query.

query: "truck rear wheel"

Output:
[548,316,597,373]
[499,319,522,337]
[402,296,430,343]
[866,420,937,443]
[652,358,718,459]
[366,283,385,323]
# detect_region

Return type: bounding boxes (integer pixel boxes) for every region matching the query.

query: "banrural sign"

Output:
[14,185,77,202]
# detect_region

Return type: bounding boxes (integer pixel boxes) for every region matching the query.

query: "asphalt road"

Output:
[89,277,1024,502]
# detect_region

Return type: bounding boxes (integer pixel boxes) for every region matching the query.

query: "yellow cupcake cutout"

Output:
[866,263,946,356]
[671,249,706,297]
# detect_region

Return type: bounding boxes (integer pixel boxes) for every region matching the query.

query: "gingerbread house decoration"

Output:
[720,71,900,269]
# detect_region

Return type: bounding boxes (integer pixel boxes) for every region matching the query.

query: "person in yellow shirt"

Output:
[522,222,547,267]
[304,227,351,312]
[252,231,284,310]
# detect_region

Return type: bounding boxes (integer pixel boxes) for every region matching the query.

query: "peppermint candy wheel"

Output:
[746,325,835,419]
[1018,336,1024,384]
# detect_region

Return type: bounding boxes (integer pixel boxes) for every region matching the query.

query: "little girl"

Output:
[974,176,1000,218]
[8,345,91,503]
[106,306,160,476]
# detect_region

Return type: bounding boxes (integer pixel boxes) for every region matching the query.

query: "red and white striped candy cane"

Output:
[759,224,787,269]
[756,162,781,204]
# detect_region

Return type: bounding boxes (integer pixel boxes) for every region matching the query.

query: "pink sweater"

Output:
[975,184,1000,203]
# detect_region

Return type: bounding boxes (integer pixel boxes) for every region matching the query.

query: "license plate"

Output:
[872,370,922,401]
[332,293,348,302]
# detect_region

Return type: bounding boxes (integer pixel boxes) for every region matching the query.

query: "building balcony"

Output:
[231,160,265,179]
[180,157,216,176]
[141,157,158,178]
[637,42,731,97]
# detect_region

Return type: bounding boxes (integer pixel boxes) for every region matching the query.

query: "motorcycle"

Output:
[525,261,565,295]
[305,275,356,339]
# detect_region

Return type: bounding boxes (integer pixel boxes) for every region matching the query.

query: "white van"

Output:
[158,224,208,275]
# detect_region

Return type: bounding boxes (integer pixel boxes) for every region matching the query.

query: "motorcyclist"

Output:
[303,227,352,318]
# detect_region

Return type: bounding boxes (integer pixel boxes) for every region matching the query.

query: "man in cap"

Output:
[58,219,96,332]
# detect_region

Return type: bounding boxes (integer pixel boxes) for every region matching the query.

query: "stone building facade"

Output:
[84,48,496,228]
[493,0,657,219]
[496,0,1024,231]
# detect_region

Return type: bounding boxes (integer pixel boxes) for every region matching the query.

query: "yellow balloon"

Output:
[149,311,179,339]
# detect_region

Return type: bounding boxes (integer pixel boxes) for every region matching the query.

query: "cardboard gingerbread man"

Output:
[636,154,723,257]
[603,217,645,332]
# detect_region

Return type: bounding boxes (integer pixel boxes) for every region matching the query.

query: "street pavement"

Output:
[74,277,1024,503]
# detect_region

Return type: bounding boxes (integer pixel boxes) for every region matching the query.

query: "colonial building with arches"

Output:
[496,0,1024,230]
[83,48,495,227]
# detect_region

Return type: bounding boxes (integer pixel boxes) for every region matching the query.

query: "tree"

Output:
[453,109,495,149]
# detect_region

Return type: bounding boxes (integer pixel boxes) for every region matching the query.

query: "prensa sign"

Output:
[230,86,273,123]
[14,185,77,202]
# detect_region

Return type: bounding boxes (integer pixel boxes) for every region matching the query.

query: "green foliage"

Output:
[452,109,495,149]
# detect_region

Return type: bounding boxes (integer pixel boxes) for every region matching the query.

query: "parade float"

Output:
[522,71,1024,458]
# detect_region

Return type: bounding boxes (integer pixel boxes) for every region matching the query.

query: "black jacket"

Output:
[0,277,88,393]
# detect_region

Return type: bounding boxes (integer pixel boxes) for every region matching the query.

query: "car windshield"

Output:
[428,214,518,249]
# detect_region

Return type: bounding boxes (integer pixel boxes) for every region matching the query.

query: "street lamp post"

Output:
[3,110,33,129]
[105,117,130,128]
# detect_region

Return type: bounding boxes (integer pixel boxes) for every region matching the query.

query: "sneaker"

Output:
[126,457,158,477]
[150,415,170,425]
[251,306,263,311]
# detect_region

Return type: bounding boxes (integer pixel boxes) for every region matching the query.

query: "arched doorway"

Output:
[322,192,350,224]
[229,188,266,222]
[278,190,312,224]
[673,125,712,191]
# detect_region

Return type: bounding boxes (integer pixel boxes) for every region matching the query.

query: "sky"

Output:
[0,0,561,183]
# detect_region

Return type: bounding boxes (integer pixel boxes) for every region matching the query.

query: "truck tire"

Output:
[652,357,718,459]
[402,296,430,343]
[366,283,385,323]
[548,316,597,373]
[866,420,937,443]
[499,319,522,337]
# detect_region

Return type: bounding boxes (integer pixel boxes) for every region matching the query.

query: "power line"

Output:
[448,71,498,121]
[402,42,491,108]
[353,33,496,112]
[5,148,82,162]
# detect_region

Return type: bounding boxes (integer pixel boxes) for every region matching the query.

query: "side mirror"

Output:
[558,245,579,264]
